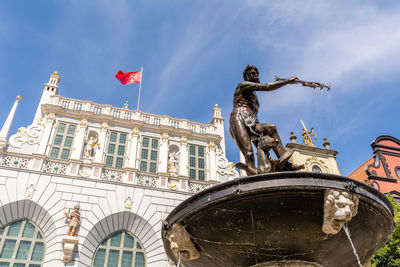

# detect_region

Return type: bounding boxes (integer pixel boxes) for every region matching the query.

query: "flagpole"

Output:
[137,67,143,110]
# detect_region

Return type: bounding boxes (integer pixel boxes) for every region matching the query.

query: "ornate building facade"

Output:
[349,135,400,200]
[286,128,341,175]
[0,72,238,266]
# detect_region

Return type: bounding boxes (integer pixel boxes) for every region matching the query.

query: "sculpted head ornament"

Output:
[322,189,359,234]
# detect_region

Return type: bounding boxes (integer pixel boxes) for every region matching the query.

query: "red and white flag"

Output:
[115,70,142,85]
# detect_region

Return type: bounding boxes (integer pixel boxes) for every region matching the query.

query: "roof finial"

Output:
[123,101,129,109]
[0,96,21,149]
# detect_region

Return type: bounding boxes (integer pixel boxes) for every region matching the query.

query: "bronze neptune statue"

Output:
[230,65,330,175]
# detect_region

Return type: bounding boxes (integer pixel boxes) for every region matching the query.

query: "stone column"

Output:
[159,133,169,174]
[36,113,56,155]
[207,141,217,181]
[179,136,188,177]
[70,119,88,160]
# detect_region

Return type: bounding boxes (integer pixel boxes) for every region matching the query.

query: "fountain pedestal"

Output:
[162,172,393,267]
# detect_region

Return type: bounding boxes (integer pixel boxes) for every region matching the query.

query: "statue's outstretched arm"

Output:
[239,77,297,92]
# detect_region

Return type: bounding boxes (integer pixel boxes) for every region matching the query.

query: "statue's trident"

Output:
[275,76,331,91]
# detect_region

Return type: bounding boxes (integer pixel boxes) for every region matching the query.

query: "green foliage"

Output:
[371,194,400,267]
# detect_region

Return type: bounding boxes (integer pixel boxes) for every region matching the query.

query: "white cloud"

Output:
[245,0,400,118]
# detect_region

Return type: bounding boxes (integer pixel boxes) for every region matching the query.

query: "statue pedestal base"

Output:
[62,236,78,262]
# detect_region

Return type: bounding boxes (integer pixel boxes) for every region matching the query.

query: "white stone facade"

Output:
[0,72,238,266]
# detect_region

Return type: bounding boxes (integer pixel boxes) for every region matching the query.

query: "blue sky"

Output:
[1,0,400,176]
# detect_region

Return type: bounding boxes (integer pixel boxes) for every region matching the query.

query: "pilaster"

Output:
[70,119,88,160]
[93,122,108,164]
[126,128,140,169]
[159,133,169,174]
[36,113,56,155]
[207,141,217,181]
[179,136,188,177]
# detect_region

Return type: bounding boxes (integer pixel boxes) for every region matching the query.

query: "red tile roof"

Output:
[348,157,373,183]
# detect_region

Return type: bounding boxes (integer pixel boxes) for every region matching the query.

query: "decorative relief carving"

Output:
[101,170,123,182]
[124,197,132,211]
[207,141,216,150]
[129,127,140,139]
[9,125,42,148]
[166,223,200,261]
[180,136,187,144]
[168,180,179,190]
[78,167,91,177]
[217,157,239,178]
[45,112,56,122]
[188,182,207,193]
[137,175,158,187]
[25,184,35,199]
[44,161,67,174]
[1,155,29,169]
[101,122,109,132]
[305,156,328,173]
[80,118,89,128]
[162,133,169,142]
[322,189,359,234]
[37,117,46,127]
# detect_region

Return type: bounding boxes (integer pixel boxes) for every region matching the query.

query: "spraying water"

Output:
[343,224,362,267]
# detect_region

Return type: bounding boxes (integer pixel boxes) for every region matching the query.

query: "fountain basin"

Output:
[162,172,394,267]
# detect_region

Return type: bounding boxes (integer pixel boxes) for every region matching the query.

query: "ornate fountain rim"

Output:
[164,172,394,229]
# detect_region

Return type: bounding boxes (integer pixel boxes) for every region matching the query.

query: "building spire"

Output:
[0,96,21,149]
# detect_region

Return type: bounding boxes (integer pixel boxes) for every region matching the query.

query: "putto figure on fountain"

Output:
[230,65,329,175]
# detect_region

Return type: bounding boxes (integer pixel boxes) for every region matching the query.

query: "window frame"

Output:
[0,220,46,266]
[105,131,128,169]
[188,144,206,181]
[48,121,77,160]
[92,231,146,267]
[139,136,159,174]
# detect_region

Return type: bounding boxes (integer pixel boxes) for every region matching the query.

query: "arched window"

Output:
[0,220,45,266]
[93,231,146,267]
[312,165,323,173]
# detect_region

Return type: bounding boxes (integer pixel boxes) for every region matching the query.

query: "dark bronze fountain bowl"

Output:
[162,172,394,267]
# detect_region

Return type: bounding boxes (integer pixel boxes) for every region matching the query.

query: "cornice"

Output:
[286,143,338,157]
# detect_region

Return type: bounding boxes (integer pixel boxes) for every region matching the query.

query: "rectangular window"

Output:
[67,124,76,135]
[189,169,196,179]
[61,149,70,160]
[106,156,113,167]
[188,145,206,181]
[150,150,157,161]
[105,131,127,168]
[142,137,149,147]
[117,145,125,156]
[140,161,147,172]
[54,135,63,145]
[119,133,127,144]
[57,122,66,133]
[64,136,73,147]
[116,158,124,168]
[49,122,77,160]
[139,136,159,173]
[49,147,60,159]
